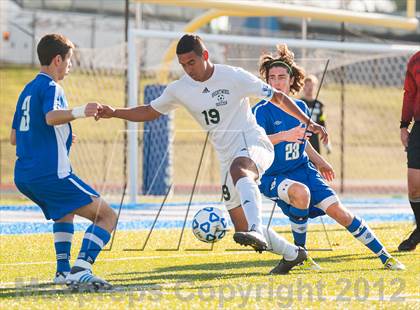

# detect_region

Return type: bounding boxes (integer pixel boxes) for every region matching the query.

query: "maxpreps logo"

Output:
[212,89,229,106]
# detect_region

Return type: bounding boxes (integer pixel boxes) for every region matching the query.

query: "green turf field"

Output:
[1,222,418,309]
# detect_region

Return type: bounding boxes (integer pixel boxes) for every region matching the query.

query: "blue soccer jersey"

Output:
[12,72,73,182]
[252,99,311,175]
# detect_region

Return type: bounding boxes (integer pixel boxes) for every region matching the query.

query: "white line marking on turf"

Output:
[0,251,254,267]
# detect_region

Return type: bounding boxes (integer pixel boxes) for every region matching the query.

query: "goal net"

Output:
[126,29,416,204]
[3,30,411,204]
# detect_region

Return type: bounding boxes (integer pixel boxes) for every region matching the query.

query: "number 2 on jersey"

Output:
[202,108,220,125]
[285,142,300,160]
[19,96,31,131]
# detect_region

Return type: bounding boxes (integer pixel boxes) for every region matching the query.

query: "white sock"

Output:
[263,226,298,260]
[235,177,263,235]
[73,259,92,271]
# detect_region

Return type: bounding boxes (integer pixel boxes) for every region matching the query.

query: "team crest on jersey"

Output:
[212,89,229,106]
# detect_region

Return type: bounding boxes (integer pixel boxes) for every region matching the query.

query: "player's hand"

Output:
[308,121,328,144]
[85,102,102,118]
[72,134,77,144]
[96,104,116,120]
[400,128,409,148]
[316,161,335,182]
[282,125,312,144]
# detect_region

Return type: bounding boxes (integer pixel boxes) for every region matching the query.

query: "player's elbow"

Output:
[144,106,162,121]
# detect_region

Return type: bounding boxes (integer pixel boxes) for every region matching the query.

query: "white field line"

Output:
[0,207,412,224]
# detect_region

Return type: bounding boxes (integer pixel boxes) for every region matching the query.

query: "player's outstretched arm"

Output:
[305,142,335,182]
[97,105,161,122]
[45,102,102,126]
[272,89,328,144]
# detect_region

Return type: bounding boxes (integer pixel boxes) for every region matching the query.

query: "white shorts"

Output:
[220,136,274,211]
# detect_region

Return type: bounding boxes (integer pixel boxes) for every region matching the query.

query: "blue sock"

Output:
[289,206,309,247]
[53,222,74,273]
[347,216,391,264]
[74,224,110,268]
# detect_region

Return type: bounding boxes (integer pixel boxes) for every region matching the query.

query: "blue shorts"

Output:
[259,162,337,219]
[15,174,99,221]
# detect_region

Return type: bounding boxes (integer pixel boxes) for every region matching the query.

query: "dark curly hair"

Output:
[259,44,305,94]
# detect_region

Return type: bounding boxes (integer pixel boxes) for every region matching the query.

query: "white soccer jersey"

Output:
[150,64,274,164]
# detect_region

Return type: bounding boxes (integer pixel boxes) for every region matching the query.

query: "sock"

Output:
[53,222,74,273]
[409,199,420,228]
[289,206,309,247]
[235,177,263,235]
[263,226,298,260]
[73,224,110,271]
[347,216,391,264]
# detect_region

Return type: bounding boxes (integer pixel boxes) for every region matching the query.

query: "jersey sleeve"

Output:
[12,93,25,129]
[304,103,311,118]
[150,82,179,115]
[297,100,311,119]
[42,82,59,115]
[401,60,416,124]
[253,105,272,134]
[234,67,273,100]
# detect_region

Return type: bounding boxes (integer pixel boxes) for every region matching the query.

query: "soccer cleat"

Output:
[299,255,321,271]
[384,257,406,271]
[269,247,307,275]
[233,231,267,252]
[66,269,112,291]
[53,271,69,284]
[398,228,419,252]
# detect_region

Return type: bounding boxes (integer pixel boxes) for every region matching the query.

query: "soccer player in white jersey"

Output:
[10,34,117,289]
[98,34,328,273]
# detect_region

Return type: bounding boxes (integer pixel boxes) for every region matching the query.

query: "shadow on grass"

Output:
[1,247,411,298]
[0,269,263,299]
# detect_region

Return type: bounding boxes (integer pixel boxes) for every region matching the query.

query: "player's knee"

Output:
[230,166,246,180]
[95,199,117,231]
[288,184,310,208]
[229,159,257,184]
[327,203,353,226]
[56,213,75,223]
[104,207,117,231]
[338,211,353,227]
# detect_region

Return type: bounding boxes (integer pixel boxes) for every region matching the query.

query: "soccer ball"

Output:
[192,207,228,243]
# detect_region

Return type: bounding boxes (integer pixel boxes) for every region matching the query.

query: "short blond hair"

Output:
[304,74,318,85]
